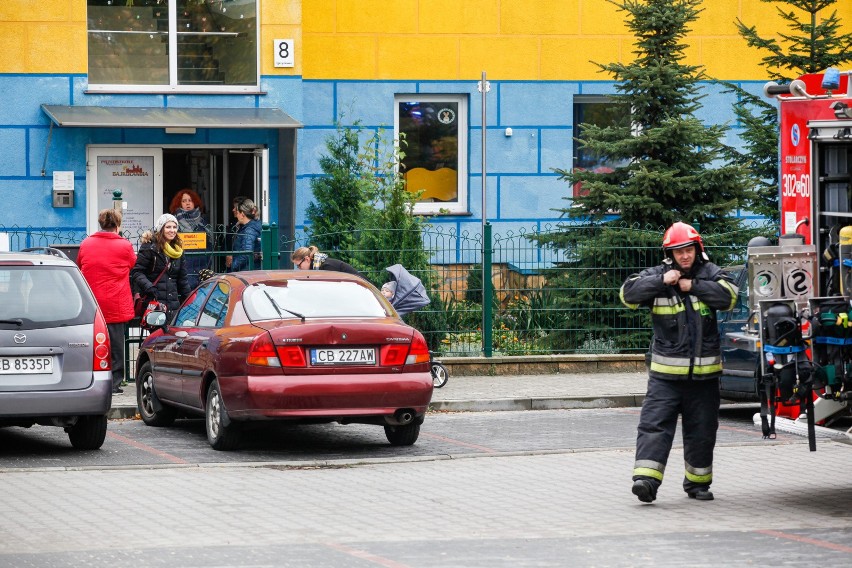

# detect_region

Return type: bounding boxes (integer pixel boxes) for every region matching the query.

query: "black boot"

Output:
[687,488,714,501]
[632,479,656,503]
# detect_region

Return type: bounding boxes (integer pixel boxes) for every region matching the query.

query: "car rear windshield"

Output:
[0,266,96,329]
[243,280,388,321]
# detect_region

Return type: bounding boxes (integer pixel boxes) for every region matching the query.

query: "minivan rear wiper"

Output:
[0,319,23,326]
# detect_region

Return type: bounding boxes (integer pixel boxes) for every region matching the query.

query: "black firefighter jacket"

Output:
[130,244,191,312]
[620,261,738,380]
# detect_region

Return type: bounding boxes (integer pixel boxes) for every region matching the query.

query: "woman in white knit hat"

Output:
[130,213,191,314]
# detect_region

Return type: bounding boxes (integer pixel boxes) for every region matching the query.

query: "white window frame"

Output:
[86,0,261,94]
[394,94,468,215]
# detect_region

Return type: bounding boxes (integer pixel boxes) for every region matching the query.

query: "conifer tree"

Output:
[536,0,751,352]
[304,121,368,266]
[727,0,852,224]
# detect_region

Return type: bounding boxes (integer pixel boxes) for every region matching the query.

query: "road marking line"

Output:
[756,529,852,553]
[325,542,412,568]
[421,432,498,453]
[106,431,188,464]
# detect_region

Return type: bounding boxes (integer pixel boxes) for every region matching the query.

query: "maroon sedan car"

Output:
[135,270,434,450]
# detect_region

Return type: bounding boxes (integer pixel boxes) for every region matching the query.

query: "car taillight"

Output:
[405,331,431,365]
[380,343,409,366]
[276,345,306,367]
[93,308,111,372]
[247,332,280,367]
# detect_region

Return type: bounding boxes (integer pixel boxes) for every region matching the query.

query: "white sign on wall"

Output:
[96,156,155,234]
[273,39,295,68]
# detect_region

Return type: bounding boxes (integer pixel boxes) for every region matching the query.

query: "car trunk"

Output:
[0,324,95,392]
[252,318,417,375]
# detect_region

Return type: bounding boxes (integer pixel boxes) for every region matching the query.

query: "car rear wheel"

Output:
[137,362,177,427]
[67,414,108,450]
[384,423,420,446]
[206,380,241,451]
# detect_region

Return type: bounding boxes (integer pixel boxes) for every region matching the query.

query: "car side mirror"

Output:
[144,310,168,328]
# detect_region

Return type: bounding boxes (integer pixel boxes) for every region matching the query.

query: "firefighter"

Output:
[620,222,738,503]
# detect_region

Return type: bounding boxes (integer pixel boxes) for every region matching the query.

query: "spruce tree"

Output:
[536,0,751,352]
[353,131,447,350]
[304,121,369,266]
[726,0,852,224]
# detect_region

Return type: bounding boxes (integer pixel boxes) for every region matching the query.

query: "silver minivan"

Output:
[0,248,112,449]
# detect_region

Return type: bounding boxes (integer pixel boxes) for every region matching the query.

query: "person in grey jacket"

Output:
[620,222,737,504]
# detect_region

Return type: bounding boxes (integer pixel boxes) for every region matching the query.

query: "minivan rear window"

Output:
[0,266,96,328]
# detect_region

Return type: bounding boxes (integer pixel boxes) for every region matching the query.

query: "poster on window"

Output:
[96,156,155,234]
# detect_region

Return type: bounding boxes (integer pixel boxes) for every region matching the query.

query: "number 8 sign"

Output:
[274,39,295,68]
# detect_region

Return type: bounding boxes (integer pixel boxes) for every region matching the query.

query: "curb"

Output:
[429,394,645,412]
[109,394,646,420]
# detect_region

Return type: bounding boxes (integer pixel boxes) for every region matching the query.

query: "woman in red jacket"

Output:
[78,209,137,394]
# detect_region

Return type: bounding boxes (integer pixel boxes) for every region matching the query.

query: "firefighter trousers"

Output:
[632,376,720,494]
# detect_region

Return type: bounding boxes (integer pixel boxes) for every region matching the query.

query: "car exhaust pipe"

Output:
[392,408,415,425]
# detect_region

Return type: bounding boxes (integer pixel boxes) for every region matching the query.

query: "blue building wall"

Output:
[294,78,766,241]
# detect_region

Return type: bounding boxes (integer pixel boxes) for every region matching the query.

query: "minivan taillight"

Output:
[247,332,280,367]
[405,332,430,365]
[93,308,111,371]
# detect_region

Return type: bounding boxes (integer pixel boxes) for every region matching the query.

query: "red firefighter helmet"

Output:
[662,222,704,252]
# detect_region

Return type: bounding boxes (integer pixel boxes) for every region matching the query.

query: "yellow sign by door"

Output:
[180,232,207,250]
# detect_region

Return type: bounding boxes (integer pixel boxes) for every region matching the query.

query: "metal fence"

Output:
[1,221,770,361]
[283,221,770,357]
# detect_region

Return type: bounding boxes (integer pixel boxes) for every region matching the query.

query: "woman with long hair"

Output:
[130,213,191,314]
[169,188,210,289]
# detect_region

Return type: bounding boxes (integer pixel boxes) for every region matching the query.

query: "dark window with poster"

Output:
[573,96,631,198]
[395,95,468,214]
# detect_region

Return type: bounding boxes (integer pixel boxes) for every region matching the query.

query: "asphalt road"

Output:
[2,407,852,567]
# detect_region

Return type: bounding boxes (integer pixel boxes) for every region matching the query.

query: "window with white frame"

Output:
[87,0,259,92]
[572,96,631,198]
[395,95,468,214]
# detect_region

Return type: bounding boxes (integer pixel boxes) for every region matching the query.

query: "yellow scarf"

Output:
[163,242,183,259]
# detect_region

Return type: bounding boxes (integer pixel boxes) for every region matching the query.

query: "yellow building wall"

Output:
[0,1,849,80]
[301,0,852,81]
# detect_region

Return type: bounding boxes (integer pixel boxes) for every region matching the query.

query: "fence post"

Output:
[261,223,272,269]
[482,222,493,357]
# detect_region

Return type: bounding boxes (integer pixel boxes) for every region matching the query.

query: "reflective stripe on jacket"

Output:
[620,261,737,381]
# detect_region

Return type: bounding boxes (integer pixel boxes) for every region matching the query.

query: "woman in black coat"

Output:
[131,213,191,313]
[290,245,365,279]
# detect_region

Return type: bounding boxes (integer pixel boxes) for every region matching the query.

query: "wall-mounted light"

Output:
[504,127,513,137]
[165,127,196,134]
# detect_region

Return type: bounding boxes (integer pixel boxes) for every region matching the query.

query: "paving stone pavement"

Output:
[110,371,650,418]
[1,441,851,564]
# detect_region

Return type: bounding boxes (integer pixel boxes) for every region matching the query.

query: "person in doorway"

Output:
[225,196,262,272]
[77,209,136,394]
[620,222,737,504]
[131,213,191,315]
[290,245,364,279]
[169,188,211,289]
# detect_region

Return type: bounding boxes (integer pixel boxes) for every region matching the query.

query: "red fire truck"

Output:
[735,69,852,448]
